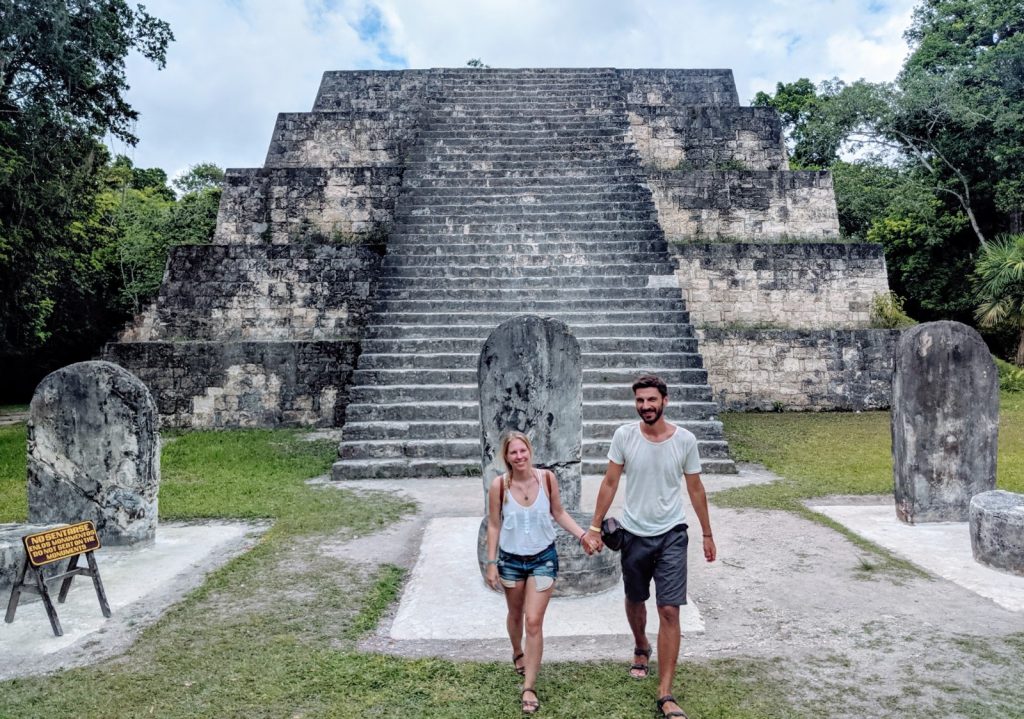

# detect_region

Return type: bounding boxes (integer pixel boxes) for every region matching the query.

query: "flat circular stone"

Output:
[970,490,1024,576]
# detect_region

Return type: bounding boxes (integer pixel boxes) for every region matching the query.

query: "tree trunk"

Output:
[1017,326,1024,367]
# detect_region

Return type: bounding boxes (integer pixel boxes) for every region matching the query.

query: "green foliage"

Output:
[173,163,226,196]
[869,292,916,329]
[0,0,174,399]
[974,233,1024,363]
[996,357,1024,392]
[753,78,852,168]
[465,58,490,68]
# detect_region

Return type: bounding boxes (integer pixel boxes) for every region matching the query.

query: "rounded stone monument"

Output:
[970,490,1024,576]
[28,361,160,545]
[891,321,998,523]
[475,315,620,596]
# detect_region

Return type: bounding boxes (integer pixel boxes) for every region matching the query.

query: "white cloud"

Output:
[120,0,919,173]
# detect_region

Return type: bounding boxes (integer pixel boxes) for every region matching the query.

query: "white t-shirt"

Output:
[608,421,702,537]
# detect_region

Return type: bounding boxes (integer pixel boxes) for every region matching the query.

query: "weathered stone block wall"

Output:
[649,170,840,240]
[673,243,888,328]
[313,70,434,112]
[265,111,422,168]
[617,69,740,107]
[697,328,901,411]
[105,341,358,428]
[627,107,786,170]
[214,166,402,245]
[119,244,381,342]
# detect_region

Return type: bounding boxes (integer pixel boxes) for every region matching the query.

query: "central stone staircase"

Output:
[332,68,735,480]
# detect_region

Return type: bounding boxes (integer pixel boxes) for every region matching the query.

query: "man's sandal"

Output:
[521,687,540,715]
[629,645,651,679]
[656,694,688,718]
[512,652,526,676]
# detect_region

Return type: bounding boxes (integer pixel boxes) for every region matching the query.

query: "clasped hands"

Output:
[580,530,603,555]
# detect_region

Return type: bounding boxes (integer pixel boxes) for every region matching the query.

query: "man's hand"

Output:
[702,535,716,563]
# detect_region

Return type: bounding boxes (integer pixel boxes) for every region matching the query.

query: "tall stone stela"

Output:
[476,316,619,596]
[28,361,160,545]
[892,321,998,523]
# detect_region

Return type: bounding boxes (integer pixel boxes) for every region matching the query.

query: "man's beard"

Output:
[638,405,663,425]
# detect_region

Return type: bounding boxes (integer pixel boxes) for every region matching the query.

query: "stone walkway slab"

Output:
[807,503,1024,612]
[389,516,703,640]
[0,521,263,680]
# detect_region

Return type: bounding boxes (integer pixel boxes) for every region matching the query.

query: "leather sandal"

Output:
[521,687,540,714]
[512,651,526,676]
[629,645,651,679]
[656,694,688,718]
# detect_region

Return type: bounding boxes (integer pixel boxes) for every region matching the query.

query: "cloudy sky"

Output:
[118,0,919,179]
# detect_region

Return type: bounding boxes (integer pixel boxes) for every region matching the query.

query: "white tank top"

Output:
[499,470,557,556]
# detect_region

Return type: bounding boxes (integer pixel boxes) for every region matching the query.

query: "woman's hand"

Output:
[486,563,501,591]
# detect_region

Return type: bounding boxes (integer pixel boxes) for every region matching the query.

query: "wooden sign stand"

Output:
[4,521,111,637]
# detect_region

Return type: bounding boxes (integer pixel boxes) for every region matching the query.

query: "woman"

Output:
[484,431,596,714]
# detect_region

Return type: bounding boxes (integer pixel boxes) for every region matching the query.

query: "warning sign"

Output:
[22,522,101,567]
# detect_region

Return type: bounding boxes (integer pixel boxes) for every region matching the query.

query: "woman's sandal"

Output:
[521,687,540,715]
[656,694,688,718]
[629,645,652,679]
[512,652,526,676]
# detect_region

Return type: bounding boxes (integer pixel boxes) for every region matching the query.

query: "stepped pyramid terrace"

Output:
[106,68,897,480]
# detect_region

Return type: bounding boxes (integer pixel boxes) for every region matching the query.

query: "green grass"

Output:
[0,426,795,719]
[3,409,1023,717]
[716,392,1024,513]
[0,423,27,521]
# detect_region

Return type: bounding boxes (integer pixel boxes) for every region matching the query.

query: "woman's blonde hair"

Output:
[499,431,533,501]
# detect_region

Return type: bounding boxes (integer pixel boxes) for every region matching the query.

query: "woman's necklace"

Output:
[513,471,535,503]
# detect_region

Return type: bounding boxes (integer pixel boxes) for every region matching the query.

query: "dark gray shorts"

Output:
[620,523,688,606]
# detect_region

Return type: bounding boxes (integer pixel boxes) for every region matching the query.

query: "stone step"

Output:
[346,383,711,404]
[375,275,667,290]
[337,417,724,441]
[383,239,670,256]
[398,188,650,203]
[364,312,690,329]
[368,303,688,317]
[402,174,645,189]
[357,352,704,370]
[407,148,637,162]
[343,399,718,423]
[433,100,622,111]
[395,201,653,219]
[363,322,692,340]
[378,263,670,279]
[393,221,662,236]
[330,455,735,480]
[336,436,728,461]
[358,336,699,355]
[348,367,710,388]
[395,211,658,227]
[418,128,625,141]
[387,228,665,243]
[374,286,683,301]
[405,157,637,171]
[381,252,670,267]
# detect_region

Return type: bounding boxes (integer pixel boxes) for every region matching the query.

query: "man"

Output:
[585,374,716,719]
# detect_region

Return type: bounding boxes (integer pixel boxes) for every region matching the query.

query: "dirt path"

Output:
[327,467,1024,719]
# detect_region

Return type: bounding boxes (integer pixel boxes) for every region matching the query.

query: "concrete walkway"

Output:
[0,521,265,680]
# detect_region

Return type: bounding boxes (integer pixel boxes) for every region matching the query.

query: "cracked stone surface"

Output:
[28,361,160,545]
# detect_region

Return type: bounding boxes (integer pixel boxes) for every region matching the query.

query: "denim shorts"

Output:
[498,542,559,585]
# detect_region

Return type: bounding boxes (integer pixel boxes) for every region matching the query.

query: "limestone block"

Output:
[28,361,160,545]
[892,322,998,523]
[478,315,583,510]
[970,490,1024,576]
